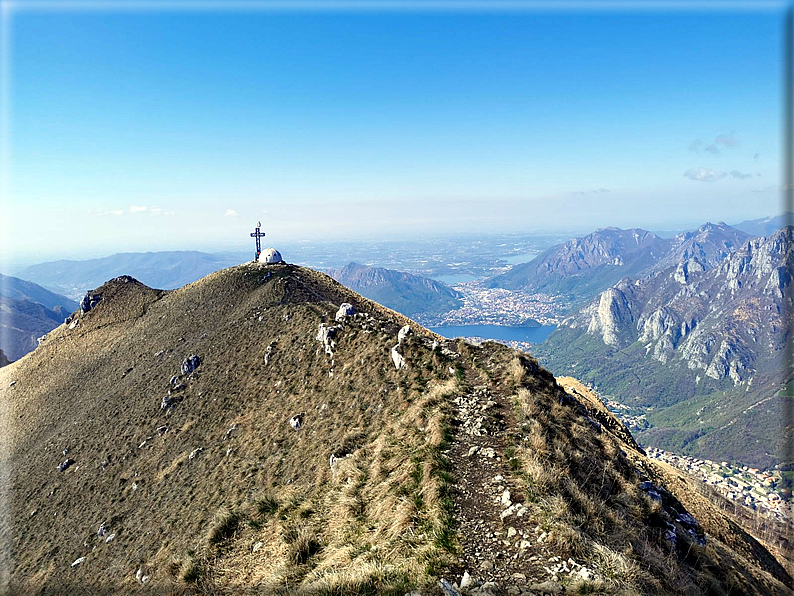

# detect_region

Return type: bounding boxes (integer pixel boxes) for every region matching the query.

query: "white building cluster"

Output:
[645,447,790,523]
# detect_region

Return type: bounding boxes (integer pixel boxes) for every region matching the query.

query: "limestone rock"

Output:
[391,345,406,370]
[136,567,150,585]
[586,287,634,346]
[335,303,355,321]
[264,345,273,366]
[80,292,101,314]
[316,323,342,356]
[439,578,461,596]
[180,355,200,375]
[398,324,412,343]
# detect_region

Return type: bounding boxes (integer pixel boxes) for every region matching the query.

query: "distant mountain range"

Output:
[534,225,792,468]
[732,212,793,237]
[328,262,462,322]
[487,223,749,307]
[13,251,243,300]
[0,273,77,311]
[0,274,77,361]
[0,297,70,361]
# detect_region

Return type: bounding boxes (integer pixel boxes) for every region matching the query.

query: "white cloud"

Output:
[683,167,726,182]
[225,209,239,217]
[88,208,124,216]
[129,205,148,213]
[149,206,174,216]
[572,188,609,196]
[715,133,739,147]
[688,139,703,152]
[704,144,721,154]
[729,170,753,180]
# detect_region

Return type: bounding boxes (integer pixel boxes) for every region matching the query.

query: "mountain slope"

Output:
[487,227,670,302]
[650,222,749,273]
[0,273,77,311]
[0,296,69,361]
[0,263,789,595]
[536,227,793,468]
[14,251,242,300]
[733,212,793,237]
[329,262,462,322]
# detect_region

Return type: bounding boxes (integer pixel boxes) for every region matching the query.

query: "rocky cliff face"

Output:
[563,227,792,385]
[537,227,791,468]
[489,222,757,310]
[584,286,636,346]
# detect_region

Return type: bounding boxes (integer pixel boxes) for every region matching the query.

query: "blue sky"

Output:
[1,2,787,262]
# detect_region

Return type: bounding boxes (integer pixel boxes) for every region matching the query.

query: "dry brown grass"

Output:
[0,263,462,595]
[0,264,789,595]
[489,349,791,596]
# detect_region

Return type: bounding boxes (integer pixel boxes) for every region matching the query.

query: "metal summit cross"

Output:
[250,221,265,261]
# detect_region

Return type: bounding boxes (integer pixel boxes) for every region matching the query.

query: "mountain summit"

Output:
[0,263,789,594]
[487,228,668,300]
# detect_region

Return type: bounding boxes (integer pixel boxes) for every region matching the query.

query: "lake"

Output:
[429,324,557,344]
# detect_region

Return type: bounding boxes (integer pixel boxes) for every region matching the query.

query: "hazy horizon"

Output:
[2,208,787,271]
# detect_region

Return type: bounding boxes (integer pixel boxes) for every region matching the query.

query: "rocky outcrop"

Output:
[335,303,355,322]
[584,287,634,346]
[654,222,748,274]
[391,325,412,370]
[80,291,102,314]
[560,226,792,382]
[316,323,342,357]
[180,355,201,375]
[673,257,706,284]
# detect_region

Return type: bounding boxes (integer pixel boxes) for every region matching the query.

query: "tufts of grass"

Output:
[287,528,322,565]
[256,493,280,516]
[205,508,241,546]
[180,556,203,583]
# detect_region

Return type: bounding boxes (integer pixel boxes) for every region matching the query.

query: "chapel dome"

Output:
[260,248,283,264]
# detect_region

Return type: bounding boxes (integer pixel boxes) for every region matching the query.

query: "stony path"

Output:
[445,371,549,594]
